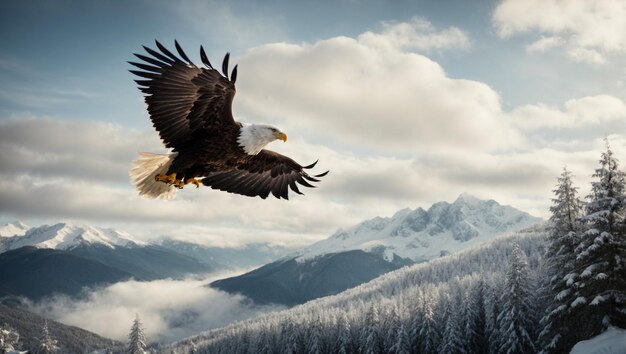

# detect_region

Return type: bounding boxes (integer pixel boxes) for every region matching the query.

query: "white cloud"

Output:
[358,17,471,52]
[236,29,517,153]
[508,95,626,130]
[526,36,564,53]
[27,274,283,343]
[494,0,626,64]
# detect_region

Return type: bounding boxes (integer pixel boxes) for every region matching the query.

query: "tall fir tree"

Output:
[37,320,59,354]
[0,324,20,354]
[390,324,410,354]
[540,167,584,353]
[127,314,148,354]
[571,141,626,338]
[360,304,381,354]
[497,244,536,354]
[336,312,352,354]
[419,294,441,354]
[439,291,467,354]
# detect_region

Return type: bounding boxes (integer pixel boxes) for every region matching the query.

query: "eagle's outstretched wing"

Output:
[201,150,329,199]
[129,40,239,151]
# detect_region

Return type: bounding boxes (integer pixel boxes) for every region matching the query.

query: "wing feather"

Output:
[130,41,237,150]
[202,150,328,199]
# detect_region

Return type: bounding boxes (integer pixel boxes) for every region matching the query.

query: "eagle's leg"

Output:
[184,177,201,188]
[155,173,185,189]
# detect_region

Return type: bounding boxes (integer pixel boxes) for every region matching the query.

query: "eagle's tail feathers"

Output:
[130,152,178,200]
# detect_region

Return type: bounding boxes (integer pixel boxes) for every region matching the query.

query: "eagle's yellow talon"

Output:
[185,178,201,188]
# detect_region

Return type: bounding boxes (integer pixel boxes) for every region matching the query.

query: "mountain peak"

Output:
[0,220,30,238]
[454,192,482,205]
[297,195,542,263]
[4,222,142,251]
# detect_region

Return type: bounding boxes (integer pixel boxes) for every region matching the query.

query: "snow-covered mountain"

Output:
[0,221,29,238]
[1,222,142,252]
[211,194,543,306]
[296,193,542,263]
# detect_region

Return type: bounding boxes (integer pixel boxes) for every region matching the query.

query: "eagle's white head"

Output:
[238,123,288,155]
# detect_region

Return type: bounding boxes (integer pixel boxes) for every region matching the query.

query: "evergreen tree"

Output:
[468,280,489,354]
[360,304,381,354]
[540,167,584,353]
[572,141,626,338]
[127,314,148,354]
[37,320,59,354]
[419,294,441,354]
[497,244,536,354]
[0,324,20,354]
[307,317,323,354]
[390,324,410,354]
[439,293,467,354]
[335,312,352,354]
[383,305,400,351]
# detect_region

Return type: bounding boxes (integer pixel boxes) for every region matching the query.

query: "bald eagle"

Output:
[129,40,327,200]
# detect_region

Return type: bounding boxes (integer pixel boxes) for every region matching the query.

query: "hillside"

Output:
[0,302,122,353]
[167,225,547,353]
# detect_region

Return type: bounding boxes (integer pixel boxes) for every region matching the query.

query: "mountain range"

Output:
[211,194,542,305]
[0,222,290,300]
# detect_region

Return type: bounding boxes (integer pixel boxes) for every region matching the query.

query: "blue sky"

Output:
[2,0,626,245]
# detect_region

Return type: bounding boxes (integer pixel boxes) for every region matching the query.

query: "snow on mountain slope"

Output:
[570,327,626,354]
[4,223,142,251]
[297,193,542,263]
[0,221,29,238]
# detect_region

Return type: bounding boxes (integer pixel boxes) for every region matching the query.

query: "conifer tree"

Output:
[419,294,441,354]
[439,292,467,354]
[498,244,536,354]
[540,167,583,353]
[0,324,20,354]
[336,312,352,354]
[468,280,489,354]
[360,304,381,354]
[572,141,626,338]
[37,320,59,354]
[390,324,410,354]
[127,314,148,354]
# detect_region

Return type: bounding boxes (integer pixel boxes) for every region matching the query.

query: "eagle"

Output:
[128,40,328,200]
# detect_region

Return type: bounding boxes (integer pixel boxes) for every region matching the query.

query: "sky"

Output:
[2,0,626,247]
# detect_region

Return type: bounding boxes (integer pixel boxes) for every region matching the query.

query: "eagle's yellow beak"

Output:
[275,131,288,142]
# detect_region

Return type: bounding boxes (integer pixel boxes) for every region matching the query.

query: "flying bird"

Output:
[129,40,327,200]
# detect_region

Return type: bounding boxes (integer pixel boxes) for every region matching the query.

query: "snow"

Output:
[3,222,143,251]
[0,221,29,238]
[295,193,541,263]
[571,297,587,308]
[570,327,626,354]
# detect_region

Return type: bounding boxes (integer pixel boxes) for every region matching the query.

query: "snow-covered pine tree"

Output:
[439,291,467,354]
[485,275,505,354]
[383,305,400,351]
[360,304,381,354]
[468,279,489,354]
[335,312,352,354]
[419,293,441,354]
[36,320,59,354]
[390,324,410,354]
[572,141,626,338]
[0,323,20,354]
[540,167,584,353]
[497,244,536,354]
[127,314,148,354]
[306,316,323,354]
